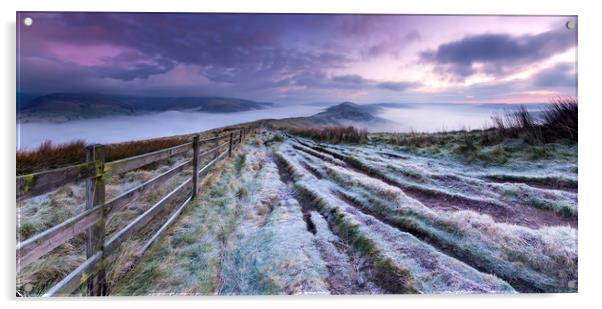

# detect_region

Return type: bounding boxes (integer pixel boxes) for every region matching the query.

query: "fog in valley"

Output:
[376,104,545,133]
[17,103,543,150]
[17,104,323,150]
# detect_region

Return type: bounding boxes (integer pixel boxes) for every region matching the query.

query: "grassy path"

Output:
[114,130,380,295]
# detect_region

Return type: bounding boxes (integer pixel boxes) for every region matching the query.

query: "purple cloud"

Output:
[421,28,576,80]
[20,15,330,78]
[365,30,422,58]
[16,13,576,104]
[377,81,418,91]
[532,62,576,88]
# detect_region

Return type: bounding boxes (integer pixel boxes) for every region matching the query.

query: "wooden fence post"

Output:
[213,131,220,160]
[85,144,107,296]
[239,130,243,147]
[228,132,234,157]
[192,135,200,198]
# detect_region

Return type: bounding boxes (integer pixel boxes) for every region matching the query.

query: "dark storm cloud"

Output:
[290,72,419,93]
[291,72,368,89]
[95,56,176,81]
[532,62,577,88]
[331,74,368,85]
[420,28,576,80]
[377,81,418,91]
[18,13,353,92]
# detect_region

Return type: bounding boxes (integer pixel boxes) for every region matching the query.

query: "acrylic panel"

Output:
[16,12,577,297]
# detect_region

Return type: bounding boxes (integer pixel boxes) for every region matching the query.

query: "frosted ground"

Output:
[16,139,219,296]
[111,128,576,294]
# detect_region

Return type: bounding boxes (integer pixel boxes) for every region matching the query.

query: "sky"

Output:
[17,13,577,104]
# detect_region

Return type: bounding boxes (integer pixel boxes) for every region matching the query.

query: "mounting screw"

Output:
[566,20,575,30]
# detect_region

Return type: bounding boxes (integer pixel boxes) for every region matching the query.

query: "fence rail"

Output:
[16,126,257,296]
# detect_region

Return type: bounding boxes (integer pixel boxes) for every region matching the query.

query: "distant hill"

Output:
[20,93,135,118]
[265,101,392,129]
[17,93,273,122]
[308,102,380,124]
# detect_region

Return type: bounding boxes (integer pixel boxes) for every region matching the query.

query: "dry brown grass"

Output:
[17,123,260,175]
[17,140,87,175]
[289,126,368,144]
[16,137,189,175]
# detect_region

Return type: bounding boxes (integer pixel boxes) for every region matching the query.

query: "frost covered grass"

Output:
[485,173,578,191]
[275,148,515,294]
[19,125,577,295]
[111,156,236,295]
[491,182,577,217]
[218,138,329,295]
[114,130,332,295]
[372,130,577,166]
[305,139,577,222]
[16,152,195,296]
[279,137,577,292]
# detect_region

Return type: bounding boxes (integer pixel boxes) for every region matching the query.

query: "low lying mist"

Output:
[18,105,324,150]
[374,104,546,133]
[17,103,545,150]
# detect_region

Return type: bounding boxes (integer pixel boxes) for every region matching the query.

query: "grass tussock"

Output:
[289,126,368,144]
[542,97,578,141]
[375,97,577,164]
[490,97,577,143]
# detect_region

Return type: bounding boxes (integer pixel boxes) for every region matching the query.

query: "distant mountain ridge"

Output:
[18,93,274,122]
[265,101,393,129]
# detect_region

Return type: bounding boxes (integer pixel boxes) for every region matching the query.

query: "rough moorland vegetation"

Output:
[372,98,577,164]
[288,126,369,144]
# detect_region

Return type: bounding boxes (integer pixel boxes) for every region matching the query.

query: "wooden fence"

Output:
[16,127,256,296]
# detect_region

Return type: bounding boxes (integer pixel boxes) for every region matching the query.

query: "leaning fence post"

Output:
[228,132,234,157]
[85,144,107,296]
[192,135,200,198]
